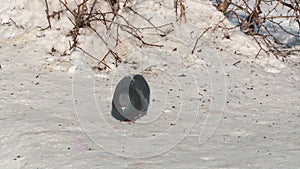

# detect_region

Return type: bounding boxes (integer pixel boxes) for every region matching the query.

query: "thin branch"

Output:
[43,0,51,30]
[192,27,212,54]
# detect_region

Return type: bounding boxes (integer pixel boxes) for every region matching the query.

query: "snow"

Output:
[0,0,299,168]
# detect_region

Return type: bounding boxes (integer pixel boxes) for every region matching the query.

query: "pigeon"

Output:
[111,74,150,122]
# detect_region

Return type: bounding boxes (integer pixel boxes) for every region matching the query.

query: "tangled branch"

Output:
[43,0,175,70]
[214,0,300,58]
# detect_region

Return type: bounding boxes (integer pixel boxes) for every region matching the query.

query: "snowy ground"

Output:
[0,0,299,168]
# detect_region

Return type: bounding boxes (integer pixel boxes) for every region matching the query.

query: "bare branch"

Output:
[192,27,212,54]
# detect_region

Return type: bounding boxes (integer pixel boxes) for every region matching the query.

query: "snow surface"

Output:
[0,0,299,168]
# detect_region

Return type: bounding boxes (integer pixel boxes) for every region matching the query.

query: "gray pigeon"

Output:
[112,74,150,122]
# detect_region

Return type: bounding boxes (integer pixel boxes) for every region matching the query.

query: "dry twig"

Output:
[192,27,212,54]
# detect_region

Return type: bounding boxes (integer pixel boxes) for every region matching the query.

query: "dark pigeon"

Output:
[111,74,150,122]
